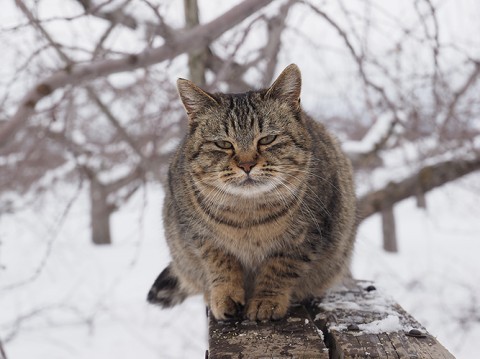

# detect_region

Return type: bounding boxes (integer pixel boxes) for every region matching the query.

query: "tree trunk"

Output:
[0,339,8,359]
[415,179,427,209]
[184,0,206,86]
[381,203,398,252]
[89,178,112,245]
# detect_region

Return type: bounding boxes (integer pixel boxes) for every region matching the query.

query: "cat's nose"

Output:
[237,160,257,173]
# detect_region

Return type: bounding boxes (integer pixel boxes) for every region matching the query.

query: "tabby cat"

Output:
[147,64,356,321]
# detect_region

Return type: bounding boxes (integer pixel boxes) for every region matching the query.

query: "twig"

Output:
[302,1,403,157]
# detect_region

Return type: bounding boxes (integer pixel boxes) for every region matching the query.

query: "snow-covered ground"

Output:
[0,186,207,359]
[1,174,479,359]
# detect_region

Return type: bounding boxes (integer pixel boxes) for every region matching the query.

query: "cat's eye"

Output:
[258,135,277,146]
[214,140,234,149]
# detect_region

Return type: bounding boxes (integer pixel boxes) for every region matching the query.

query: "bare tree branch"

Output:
[140,0,175,41]
[84,85,154,175]
[0,339,7,359]
[303,1,403,153]
[184,0,207,86]
[357,157,480,222]
[260,0,295,86]
[206,1,296,92]
[205,50,251,91]
[1,0,274,148]
[440,61,480,137]
[415,0,443,112]
[76,0,138,30]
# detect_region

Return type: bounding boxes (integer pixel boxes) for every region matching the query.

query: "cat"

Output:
[147,64,356,321]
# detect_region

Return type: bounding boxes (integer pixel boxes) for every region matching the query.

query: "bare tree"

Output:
[184,0,207,86]
[1,0,278,243]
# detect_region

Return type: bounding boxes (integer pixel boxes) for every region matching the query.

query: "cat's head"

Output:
[176,64,311,198]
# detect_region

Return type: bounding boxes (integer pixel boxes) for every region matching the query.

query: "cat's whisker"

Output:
[278,172,335,219]
[268,176,326,238]
[263,165,344,193]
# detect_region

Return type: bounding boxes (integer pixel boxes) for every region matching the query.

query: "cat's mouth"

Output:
[221,175,277,197]
[240,177,257,186]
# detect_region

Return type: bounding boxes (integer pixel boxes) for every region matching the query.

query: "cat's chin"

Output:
[222,179,277,197]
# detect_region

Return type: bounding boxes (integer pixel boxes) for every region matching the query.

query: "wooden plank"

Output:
[388,331,422,359]
[356,333,390,358]
[307,281,455,359]
[208,281,455,358]
[208,304,328,358]
[377,332,401,358]
[324,329,365,358]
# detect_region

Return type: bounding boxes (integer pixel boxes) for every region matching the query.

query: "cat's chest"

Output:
[211,219,296,268]
[193,192,306,267]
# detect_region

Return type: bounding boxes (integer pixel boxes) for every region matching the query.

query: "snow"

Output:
[343,111,405,156]
[319,296,392,315]
[328,315,404,335]
[317,278,422,337]
[0,185,208,359]
[358,315,403,334]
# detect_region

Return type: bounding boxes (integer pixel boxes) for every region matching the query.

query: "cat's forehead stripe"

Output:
[225,93,261,136]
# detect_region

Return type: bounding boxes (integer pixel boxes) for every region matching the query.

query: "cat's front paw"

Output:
[246,295,290,321]
[209,286,245,321]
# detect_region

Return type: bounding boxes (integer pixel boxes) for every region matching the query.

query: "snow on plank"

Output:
[309,280,456,359]
[207,280,455,358]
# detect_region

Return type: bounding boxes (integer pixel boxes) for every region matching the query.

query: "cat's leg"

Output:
[147,264,189,307]
[246,254,309,321]
[199,243,245,320]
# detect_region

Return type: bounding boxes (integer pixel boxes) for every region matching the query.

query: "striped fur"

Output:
[147,64,356,321]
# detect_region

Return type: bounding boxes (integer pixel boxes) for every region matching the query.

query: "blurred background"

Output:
[1,0,480,358]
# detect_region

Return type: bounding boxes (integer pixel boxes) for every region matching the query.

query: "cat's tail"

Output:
[147,264,188,308]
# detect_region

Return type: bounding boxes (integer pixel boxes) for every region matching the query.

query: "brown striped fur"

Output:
[147,64,356,321]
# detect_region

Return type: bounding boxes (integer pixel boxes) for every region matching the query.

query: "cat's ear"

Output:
[265,64,302,110]
[177,78,219,118]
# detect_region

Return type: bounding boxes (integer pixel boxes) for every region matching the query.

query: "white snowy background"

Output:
[1,0,480,358]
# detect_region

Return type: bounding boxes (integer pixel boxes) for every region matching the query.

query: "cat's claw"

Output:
[209,287,245,321]
[245,296,289,321]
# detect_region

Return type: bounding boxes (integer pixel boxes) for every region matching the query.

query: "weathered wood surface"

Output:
[207,281,455,358]
[208,305,328,358]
